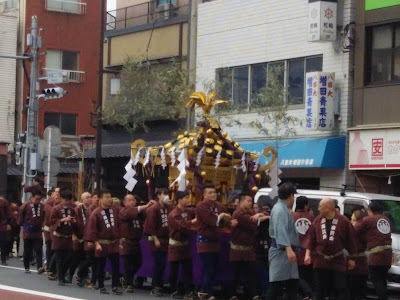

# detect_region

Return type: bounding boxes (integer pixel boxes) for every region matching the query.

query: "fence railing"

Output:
[106,0,189,31]
[45,0,87,15]
[43,68,85,84]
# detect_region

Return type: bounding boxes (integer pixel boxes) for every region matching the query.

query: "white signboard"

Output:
[349,129,400,170]
[305,72,335,131]
[47,71,63,84]
[308,0,337,42]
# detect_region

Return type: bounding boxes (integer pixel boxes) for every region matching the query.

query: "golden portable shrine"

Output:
[126,92,278,205]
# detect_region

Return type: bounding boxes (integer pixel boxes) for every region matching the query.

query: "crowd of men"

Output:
[0,181,394,300]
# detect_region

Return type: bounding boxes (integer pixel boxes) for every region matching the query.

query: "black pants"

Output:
[199,252,219,296]
[23,238,42,270]
[45,240,54,270]
[69,249,86,277]
[0,232,9,263]
[8,229,19,256]
[298,264,313,298]
[55,249,73,281]
[349,274,368,300]
[122,252,142,286]
[77,250,97,284]
[230,261,258,298]
[314,268,346,300]
[369,265,391,300]
[265,279,298,300]
[97,253,119,289]
[169,259,193,294]
[49,250,57,274]
[151,251,167,288]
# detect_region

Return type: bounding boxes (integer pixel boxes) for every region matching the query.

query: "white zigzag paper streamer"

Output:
[253,154,260,171]
[133,147,142,166]
[214,150,222,169]
[143,148,150,166]
[160,148,167,170]
[196,147,205,167]
[170,149,189,191]
[170,149,176,167]
[241,153,247,172]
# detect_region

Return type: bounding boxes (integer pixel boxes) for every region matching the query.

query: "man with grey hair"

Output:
[305,198,357,300]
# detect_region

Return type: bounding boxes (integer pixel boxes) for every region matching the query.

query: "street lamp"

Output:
[0,141,10,198]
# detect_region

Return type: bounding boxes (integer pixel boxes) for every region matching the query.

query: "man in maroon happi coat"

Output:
[44,187,60,277]
[229,192,268,300]
[119,194,154,293]
[144,188,174,297]
[68,192,92,285]
[292,196,315,299]
[18,189,45,274]
[348,208,368,300]
[195,184,231,300]
[86,189,122,295]
[358,202,393,300]
[0,196,11,265]
[49,189,78,286]
[305,198,357,300]
[168,190,196,300]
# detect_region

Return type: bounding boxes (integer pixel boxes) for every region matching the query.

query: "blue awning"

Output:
[241,136,345,169]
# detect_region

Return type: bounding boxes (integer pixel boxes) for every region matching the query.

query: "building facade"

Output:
[196,0,356,190]
[351,0,400,195]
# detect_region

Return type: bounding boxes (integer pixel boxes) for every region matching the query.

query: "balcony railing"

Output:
[43,68,85,84]
[106,0,189,31]
[0,0,18,12]
[45,0,87,15]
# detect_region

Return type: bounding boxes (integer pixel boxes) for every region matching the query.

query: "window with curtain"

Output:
[367,23,400,84]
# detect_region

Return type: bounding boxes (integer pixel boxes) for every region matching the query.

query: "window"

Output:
[46,50,79,71]
[367,23,400,84]
[44,113,77,135]
[216,56,322,106]
[110,78,121,95]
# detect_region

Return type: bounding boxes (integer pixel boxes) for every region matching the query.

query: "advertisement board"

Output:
[349,128,400,170]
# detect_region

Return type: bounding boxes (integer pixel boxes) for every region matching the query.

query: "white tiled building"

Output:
[196,0,355,189]
[0,14,18,148]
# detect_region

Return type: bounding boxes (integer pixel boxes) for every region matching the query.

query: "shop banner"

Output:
[308,0,337,42]
[349,129,400,170]
[305,72,335,131]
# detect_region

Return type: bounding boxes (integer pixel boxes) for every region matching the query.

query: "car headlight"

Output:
[392,249,400,267]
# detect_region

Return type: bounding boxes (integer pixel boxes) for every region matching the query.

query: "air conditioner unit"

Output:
[155,2,176,19]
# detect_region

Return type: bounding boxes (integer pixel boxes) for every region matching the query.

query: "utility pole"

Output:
[94,0,106,191]
[22,16,40,202]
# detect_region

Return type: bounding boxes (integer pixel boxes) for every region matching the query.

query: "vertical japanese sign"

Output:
[305,72,335,131]
[308,0,337,42]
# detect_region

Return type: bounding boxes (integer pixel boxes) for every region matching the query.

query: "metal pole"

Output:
[23,16,39,202]
[45,129,52,192]
[94,0,106,191]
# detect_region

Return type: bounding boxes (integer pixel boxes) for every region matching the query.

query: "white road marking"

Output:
[0,284,86,300]
[0,265,37,272]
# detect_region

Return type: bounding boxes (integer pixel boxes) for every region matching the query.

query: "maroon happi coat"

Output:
[0,198,10,232]
[359,213,392,266]
[85,206,120,257]
[195,200,227,253]
[43,198,56,242]
[119,206,145,256]
[73,204,89,251]
[18,201,45,240]
[307,213,357,272]
[229,207,257,262]
[50,202,78,251]
[348,221,368,275]
[168,206,195,262]
[292,210,315,265]
[87,202,99,216]
[144,202,173,252]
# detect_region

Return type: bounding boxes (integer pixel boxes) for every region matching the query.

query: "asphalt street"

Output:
[0,257,399,300]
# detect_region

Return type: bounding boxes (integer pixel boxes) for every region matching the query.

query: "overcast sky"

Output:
[107,0,116,11]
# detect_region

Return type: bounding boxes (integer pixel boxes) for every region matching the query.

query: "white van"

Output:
[255,188,400,290]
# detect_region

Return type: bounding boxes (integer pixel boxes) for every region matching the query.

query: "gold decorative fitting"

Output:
[214,145,222,151]
[164,142,172,149]
[186,91,228,117]
[206,148,213,154]
[226,150,234,156]
[206,128,213,135]
[217,140,224,146]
